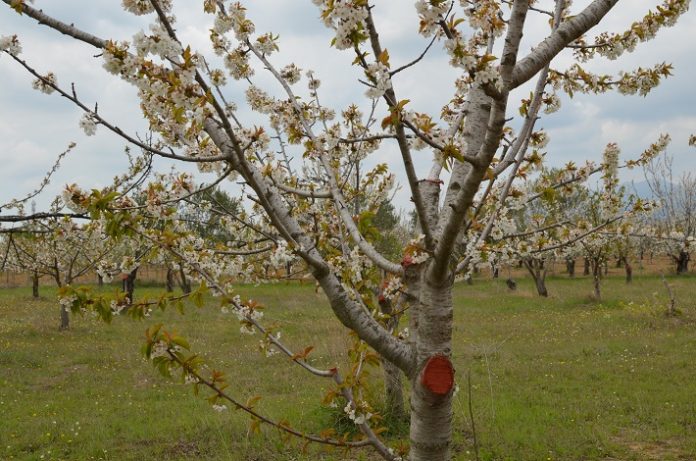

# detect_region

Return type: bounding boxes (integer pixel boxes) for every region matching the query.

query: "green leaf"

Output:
[171,335,190,351]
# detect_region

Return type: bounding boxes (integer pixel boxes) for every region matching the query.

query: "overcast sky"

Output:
[0,1,694,215]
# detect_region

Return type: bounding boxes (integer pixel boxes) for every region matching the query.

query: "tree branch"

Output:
[1,0,107,48]
[511,0,620,88]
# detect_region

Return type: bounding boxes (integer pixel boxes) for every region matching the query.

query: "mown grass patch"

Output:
[1,274,695,460]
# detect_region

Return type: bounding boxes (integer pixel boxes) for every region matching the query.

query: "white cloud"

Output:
[0,1,693,213]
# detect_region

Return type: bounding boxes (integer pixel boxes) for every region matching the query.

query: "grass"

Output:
[1,274,695,460]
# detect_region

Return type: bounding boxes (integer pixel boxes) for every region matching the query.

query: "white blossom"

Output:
[0,35,22,55]
[79,113,98,136]
[364,62,391,99]
[31,72,57,95]
[149,340,169,359]
[280,64,301,85]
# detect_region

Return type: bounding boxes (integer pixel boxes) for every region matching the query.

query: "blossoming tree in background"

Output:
[1,220,47,298]
[0,215,115,329]
[0,0,692,459]
[641,150,696,274]
[500,165,597,297]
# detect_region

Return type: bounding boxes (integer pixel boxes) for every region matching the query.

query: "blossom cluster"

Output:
[0,34,22,54]
[403,111,446,151]
[122,0,172,16]
[79,113,98,136]
[31,72,57,95]
[364,62,391,99]
[132,24,181,59]
[343,401,373,426]
[573,0,689,62]
[402,235,429,267]
[415,0,450,37]
[314,0,369,50]
[463,0,505,36]
[100,37,211,151]
[268,242,295,269]
[61,184,89,213]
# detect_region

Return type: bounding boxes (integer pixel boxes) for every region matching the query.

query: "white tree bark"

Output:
[409,278,454,461]
[511,0,621,88]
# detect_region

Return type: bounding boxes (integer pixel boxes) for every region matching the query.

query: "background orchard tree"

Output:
[0,144,76,296]
[1,215,114,329]
[0,0,691,460]
[573,144,638,300]
[1,227,45,298]
[505,166,597,297]
[92,227,153,304]
[642,150,696,274]
[610,227,638,283]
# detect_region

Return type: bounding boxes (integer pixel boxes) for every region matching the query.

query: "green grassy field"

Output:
[1,274,695,461]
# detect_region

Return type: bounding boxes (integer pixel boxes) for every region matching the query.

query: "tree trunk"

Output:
[55,277,69,330]
[524,259,548,297]
[409,279,454,461]
[59,304,70,330]
[122,267,138,305]
[166,267,175,292]
[377,293,404,420]
[31,272,39,298]
[534,275,548,297]
[592,261,602,301]
[97,274,104,287]
[178,267,192,294]
[583,257,590,276]
[676,250,690,274]
[566,258,575,278]
[625,261,633,284]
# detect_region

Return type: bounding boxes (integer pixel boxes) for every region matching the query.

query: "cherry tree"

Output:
[0,0,690,459]
[642,150,696,274]
[1,227,45,297]
[568,142,659,300]
[0,215,114,328]
[0,144,76,297]
[504,166,596,297]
